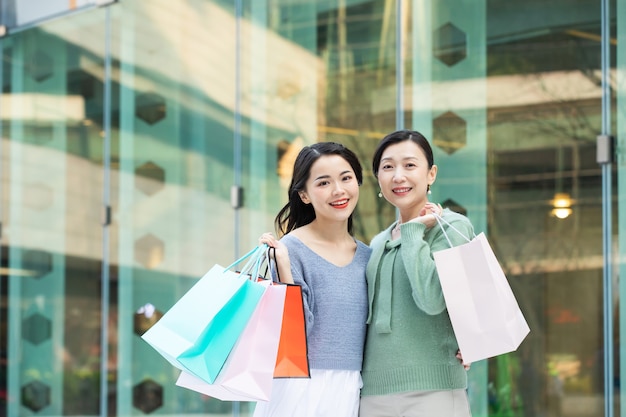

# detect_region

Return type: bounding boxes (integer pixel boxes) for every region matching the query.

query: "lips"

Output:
[392,187,412,195]
[330,199,349,209]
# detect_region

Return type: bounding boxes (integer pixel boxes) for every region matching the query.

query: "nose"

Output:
[331,181,345,195]
[392,168,405,182]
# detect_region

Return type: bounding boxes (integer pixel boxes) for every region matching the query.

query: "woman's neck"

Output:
[299,219,351,244]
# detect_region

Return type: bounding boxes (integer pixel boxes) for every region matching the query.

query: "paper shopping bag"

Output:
[176,280,287,401]
[142,245,267,383]
[433,232,530,364]
[274,284,310,378]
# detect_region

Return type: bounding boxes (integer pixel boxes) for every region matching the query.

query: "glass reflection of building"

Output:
[0,0,624,416]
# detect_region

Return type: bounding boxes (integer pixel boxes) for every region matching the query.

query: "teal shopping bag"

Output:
[142,245,268,382]
[176,276,266,383]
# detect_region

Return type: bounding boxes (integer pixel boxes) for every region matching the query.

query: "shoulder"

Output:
[436,209,475,241]
[368,226,391,248]
[355,239,373,256]
[280,233,298,244]
[280,233,306,253]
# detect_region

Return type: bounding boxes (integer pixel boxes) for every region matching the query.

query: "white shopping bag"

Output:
[433,230,530,364]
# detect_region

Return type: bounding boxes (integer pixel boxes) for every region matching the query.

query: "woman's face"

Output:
[299,154,360,223]
[377,140,437,213]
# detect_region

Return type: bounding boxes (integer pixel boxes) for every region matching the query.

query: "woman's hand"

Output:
[259,232,294,284]
[409,202,443,228]
[456,350,471,370]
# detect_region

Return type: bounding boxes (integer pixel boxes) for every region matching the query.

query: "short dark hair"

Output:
[275,142,363,236]
[371,129,434,178]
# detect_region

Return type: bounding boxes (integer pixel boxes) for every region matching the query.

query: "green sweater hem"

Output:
[360,363,468,396]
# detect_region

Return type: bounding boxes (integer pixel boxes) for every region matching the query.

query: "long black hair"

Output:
[275,142,363,236]
[371,129,434,178]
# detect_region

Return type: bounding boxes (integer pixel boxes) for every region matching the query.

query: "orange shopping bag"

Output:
[265,247,310,378]
[273,283,310,378]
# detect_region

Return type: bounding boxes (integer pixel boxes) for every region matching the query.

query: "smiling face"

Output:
[298,154,360,224]
[377,139,437,219]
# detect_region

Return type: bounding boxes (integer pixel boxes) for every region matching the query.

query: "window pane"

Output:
[486,2,606,416]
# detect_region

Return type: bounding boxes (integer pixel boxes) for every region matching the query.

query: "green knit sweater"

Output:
[361,209,474,396]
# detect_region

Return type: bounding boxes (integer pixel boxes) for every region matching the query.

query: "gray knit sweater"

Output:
[280,234,371,371]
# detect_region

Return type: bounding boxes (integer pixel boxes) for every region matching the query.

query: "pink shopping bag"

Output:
[176,280,287,401]
[433,226,530,364]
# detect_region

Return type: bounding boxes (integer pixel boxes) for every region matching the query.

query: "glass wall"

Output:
[621,0,626,414]
[1,9,108,416]
[0,0,622,416]
[484,1,614,416]
[0,1,244,415]
[110,1,241,415]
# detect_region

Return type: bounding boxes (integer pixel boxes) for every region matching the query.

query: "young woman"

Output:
[254,142,371,417]
[360,130,474,417]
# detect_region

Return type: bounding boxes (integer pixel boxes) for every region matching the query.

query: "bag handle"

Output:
[224,244,268,278]
[267,247,281,283]
[247,245,268,279]
[433,213,473,248]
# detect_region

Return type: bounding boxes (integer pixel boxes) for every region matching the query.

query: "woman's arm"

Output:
[400,214,474,315]
[259,232,294,284]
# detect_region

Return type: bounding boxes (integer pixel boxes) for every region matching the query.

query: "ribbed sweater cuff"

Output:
[400,221,427,241]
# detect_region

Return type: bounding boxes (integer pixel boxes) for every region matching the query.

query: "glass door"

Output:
[483,1,617,416]
[617,0,626,415]
[410,0,619,416]
[0,10,109,416]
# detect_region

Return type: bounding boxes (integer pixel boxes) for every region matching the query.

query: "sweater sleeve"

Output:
[399,212,474,315]
[285,243,316,338]
[291,254,315,334]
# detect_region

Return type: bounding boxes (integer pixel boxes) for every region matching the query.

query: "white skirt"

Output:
[252,369,362,417]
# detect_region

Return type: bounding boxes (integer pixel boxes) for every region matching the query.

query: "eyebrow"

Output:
[381,156,419,162]
[313,170,352,181]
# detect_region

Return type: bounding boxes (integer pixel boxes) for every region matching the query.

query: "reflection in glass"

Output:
[486,1,611,416]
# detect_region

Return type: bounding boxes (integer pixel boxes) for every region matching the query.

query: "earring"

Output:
[378,191,383,198]
[427,184,432,195]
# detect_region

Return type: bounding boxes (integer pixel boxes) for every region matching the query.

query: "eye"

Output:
[317,180,330,186]
[342,174,354,182]
[405,162,417,168]
[381,163,393,170]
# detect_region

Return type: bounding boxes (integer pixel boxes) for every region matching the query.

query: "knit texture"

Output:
[281,234,371,371]
[361,209,474,396]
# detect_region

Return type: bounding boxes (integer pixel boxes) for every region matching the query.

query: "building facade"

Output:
[0,0,625,416]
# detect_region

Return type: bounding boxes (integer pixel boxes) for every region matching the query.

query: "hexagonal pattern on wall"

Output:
[22,313,52,345]
[433,111,467,155]
[21,380,51,412]
[68,69,99,100]
[133,379,163,414]
[25,50,54,82]
[134,303,163,336]
[134,234,165,269]
[442,199,467,216]
[433,23,467,66]
[135,161,166,196]
[22,249,53,279]
[135,92,167,125]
